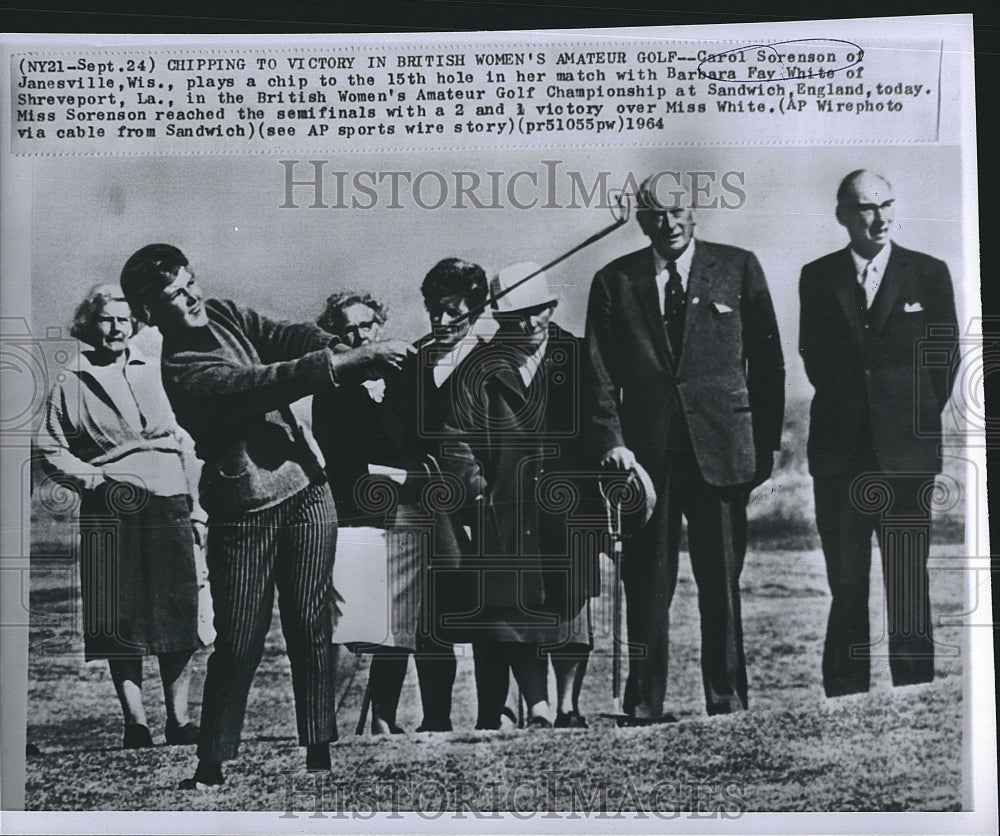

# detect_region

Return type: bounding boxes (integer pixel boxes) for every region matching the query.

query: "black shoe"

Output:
[179,760,224,789]
[706,700,747,716]
[306,743,331,773]
[415,719,453,733]
[526,715,552,729]
[384,724,406,735]
[123,724,153,749]
[554,710,589,729]
[165,722,200,746]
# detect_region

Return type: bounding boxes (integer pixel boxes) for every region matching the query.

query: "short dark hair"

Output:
[70,283,135,347]
[836,169,891,205]
[420,258,488,315]
[316,290,388,336]
[120,243,189,322]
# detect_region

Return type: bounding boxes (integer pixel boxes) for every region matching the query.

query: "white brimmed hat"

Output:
[490,261,560,314]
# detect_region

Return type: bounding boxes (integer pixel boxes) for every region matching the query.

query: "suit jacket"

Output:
[585,241,785,488]
[799,243,958,476]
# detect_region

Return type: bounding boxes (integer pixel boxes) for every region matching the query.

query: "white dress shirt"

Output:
[850,241,892,309]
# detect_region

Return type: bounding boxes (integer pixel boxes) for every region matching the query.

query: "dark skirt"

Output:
[78,485,199,661]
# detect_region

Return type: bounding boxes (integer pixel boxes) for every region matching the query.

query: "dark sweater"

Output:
[161,298,338,520]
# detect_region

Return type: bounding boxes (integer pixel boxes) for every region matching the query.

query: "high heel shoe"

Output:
[123,723,153,749]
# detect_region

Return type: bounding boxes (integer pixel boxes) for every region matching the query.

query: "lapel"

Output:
[628,249,675,371]
[484,344,530,412]
[830,247,866,344]
[679,242,718,359]
[867,244,906,336]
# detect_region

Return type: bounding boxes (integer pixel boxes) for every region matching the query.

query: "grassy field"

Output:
[25,539,967,813]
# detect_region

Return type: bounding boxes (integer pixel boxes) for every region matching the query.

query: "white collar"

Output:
[653,238,697,282]
[518,334,549,387]
[849,240,892,278]
[431,313,499,388]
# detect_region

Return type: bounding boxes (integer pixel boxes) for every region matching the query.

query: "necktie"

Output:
[662,261,686,356]
[860,261,880,309]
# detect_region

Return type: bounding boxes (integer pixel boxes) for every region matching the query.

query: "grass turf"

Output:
[25,545,966,812]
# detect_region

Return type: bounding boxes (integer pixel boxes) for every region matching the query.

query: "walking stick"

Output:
[598,478,626,721]
[355,675,372,735]
[597,468,674,727]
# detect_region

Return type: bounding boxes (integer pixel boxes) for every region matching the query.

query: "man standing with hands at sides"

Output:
[799,171,958,698]
[120,244,413,789]
[584,174,784,723]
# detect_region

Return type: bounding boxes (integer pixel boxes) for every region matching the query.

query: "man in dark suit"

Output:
[585,175,785,721]
[799,170,959,697]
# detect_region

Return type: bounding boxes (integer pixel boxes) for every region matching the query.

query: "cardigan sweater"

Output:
[36,345,199,500]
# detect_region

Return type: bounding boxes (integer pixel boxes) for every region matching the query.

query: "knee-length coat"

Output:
[437,323,595,644]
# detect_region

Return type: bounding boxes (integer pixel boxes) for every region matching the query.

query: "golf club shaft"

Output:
[413,215,628,350]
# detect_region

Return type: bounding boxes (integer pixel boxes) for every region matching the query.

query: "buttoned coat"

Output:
[440,323,590,643]
[799,244,958,476]
[585,240,785,488]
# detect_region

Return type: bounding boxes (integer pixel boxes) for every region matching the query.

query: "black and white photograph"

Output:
[0,14,993,833]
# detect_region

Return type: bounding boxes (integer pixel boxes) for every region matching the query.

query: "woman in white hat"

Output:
[439,262,597,729]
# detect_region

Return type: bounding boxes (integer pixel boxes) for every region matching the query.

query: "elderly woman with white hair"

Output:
[35,283,203,749]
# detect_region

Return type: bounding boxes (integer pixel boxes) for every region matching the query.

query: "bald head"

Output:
[835,169,895,259]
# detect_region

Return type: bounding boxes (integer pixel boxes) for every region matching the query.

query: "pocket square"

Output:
[711,301,734,314]
[903,302,924,313]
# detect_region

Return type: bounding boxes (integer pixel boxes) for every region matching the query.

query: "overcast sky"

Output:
[29,144,966,401]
